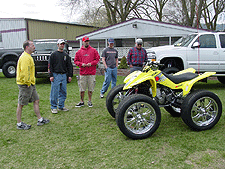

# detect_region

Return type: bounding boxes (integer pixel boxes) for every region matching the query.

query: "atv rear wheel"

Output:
[181,90,222,131]
[116,94,161,139]
[217,76,225,84]
[106,84,125,118]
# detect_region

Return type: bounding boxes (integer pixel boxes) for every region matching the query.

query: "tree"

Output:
[165,0,204,27]
[201,0,225,30]
[78,6,109,27]
[61,0,225,30]
[134,0,170,21]
[61,0,146,25]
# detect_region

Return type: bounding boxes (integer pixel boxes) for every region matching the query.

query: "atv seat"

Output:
[163,72,199,84]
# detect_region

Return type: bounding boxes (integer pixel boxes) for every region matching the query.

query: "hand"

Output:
[68,77,72,82]
[129,65,133,68]
[87,63,91,67]
[82,63,87,67]
[50,77,54,82]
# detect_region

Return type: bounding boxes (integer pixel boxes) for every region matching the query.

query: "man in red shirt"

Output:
[127,38,147,73]
[74,36,100,107]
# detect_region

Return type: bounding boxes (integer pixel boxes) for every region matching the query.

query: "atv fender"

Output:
[124,70,142,83]
[173,68,196,76]
[123,74,157,97]
[182,72,216,96]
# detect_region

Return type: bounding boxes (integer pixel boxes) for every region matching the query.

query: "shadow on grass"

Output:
[36,77,51,84]
[194,81,225,90]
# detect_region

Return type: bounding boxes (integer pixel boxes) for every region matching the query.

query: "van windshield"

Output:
[174,34,197,47]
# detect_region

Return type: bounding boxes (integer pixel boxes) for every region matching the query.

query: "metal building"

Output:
[76,18,211,48]
[74,18,212,62]
[0,18,98,49]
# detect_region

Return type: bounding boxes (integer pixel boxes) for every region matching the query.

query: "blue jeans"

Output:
[130,66,142,73]
[100,67,117,94]
[50,73,67,109]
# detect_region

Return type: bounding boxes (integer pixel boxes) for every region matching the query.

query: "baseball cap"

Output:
[82,36,89,42]
[57,39,66,44]
[108,38,114,43]
[136,38,143,45]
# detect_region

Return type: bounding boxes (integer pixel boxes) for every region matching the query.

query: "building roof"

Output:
[76,18,212,40]
[0,17,98,28]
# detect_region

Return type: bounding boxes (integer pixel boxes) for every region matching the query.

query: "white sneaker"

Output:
[59,107,69,111]
[51,109,58,114]
[100,93,104,98]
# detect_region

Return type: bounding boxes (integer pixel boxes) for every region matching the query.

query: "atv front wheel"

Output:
[181,90,222,131]
[116,94,161,139]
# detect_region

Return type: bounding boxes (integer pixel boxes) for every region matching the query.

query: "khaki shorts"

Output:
[18,85,39,105]
[78,75,96,92]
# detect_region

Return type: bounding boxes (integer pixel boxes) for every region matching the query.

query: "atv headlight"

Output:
[147,51,156,61]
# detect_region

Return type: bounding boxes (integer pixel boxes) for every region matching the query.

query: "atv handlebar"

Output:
[143,60,164,71]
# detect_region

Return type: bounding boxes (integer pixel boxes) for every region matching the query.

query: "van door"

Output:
[219,34,225,71]
[187,34,219,72]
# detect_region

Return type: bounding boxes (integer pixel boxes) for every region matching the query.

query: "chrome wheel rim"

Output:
[191,97,218,126]
[124,102,157,134]
[8,66,16,74]
[113,91,125,112]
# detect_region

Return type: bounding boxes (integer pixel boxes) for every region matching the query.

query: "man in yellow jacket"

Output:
[16,40,49,130]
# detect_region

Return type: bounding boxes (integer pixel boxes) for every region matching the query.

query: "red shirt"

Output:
[74,45,100,75]
[127,47,147,66]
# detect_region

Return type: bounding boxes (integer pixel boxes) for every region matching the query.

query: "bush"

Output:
[118,56,128,69]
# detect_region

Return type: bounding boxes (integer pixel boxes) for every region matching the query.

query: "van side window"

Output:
[219,34,225,48]
[195,34,216,48]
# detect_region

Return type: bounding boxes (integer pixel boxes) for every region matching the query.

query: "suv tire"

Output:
[2,61,17,78]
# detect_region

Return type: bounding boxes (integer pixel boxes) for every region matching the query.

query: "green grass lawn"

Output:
[0,72,225,168]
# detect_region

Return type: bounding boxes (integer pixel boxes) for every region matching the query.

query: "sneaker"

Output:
[75,102,84,107]
[51,109,58,114]
[17,122,31,130]
[59,107,69,111]
[100,93,104,98]
[37,118,50,126]
[88,101,93,107]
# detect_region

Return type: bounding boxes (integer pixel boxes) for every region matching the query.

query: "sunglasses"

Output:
[137,43,142,46]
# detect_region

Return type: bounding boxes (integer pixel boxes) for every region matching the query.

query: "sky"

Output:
[0,0,78,23]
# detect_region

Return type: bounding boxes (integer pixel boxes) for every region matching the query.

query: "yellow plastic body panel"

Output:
[122,66,215,98]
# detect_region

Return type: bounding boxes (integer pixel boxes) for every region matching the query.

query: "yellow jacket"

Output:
[16,52,35,86]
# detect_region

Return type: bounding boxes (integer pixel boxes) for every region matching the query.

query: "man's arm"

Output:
[102,57,107,69]
[127,48,133,68]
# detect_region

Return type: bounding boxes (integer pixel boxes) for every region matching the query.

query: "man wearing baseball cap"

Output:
[127,38,147,73]
[74,36,100,107]
[100,38,118,98]
[48,39,73,114]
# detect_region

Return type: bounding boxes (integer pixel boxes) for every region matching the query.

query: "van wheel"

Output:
[2,61,17,78]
